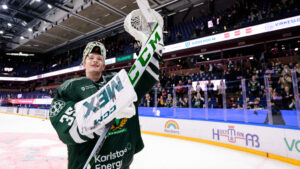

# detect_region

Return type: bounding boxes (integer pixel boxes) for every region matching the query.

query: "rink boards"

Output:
[139,116,300,166]
[0,106,299,166]
[0,106,49,119]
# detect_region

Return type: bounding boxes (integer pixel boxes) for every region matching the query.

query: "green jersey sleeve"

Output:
[50,78,101,145]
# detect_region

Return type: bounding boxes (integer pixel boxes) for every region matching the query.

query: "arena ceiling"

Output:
[0,0,206,53]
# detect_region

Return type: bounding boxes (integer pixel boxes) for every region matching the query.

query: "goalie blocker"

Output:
[49,22,163,169]
[75,69,137,136]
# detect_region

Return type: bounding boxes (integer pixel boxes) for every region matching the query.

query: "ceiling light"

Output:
[193,2,204,7]
[0,30,3,34]
[179,8,189,13]
[48,4,52,8]
[7,23,12,27]
[3,35,12,39]
[20,36,24,40]
[28,28,33,32]
[167,12,176,16]
[35,0,41,2]
[2,4,8,9]
[21,21,27,26]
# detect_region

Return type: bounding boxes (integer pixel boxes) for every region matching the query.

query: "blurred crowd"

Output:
[1,0,300,78]
[140,60,300,111]
[190,0,300,39]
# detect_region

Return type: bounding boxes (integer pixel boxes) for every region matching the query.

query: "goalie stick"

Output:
[83,1,164,168]
[83,120,114,169]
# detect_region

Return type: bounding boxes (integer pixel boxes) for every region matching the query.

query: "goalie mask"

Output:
[82,41,106,64]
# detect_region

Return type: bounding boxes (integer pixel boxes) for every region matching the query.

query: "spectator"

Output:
[165,94,173,107]
[142,93,153,107]
[248,75,260,98]
[206,79,214,98]
[282,86,293,110]
[192,92,204,108]
[264,90,286,125]
[270,43,279,56]
[282,64,291,75]
[249,97,263,115]
[278,71,292,90]
[217,80,225,107]
[228,96,238,109]
[294,63,300,75]
[193,25,201,38]
[176,32,182,41]
[208,97,217,108]
[195,81,202,93]
[257,10,263,21]
[178,97,189,108]
[157,95,165,107]
[248,11,256,22]
[176,80,185,98]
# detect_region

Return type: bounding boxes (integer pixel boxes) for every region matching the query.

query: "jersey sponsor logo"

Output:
[49,100,65,117]
[108,118,128,136]
[81,85,96,91]
[94,143,131,169]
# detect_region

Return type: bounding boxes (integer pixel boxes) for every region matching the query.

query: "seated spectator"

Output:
[248,11,257,22]
[176,32,182,41]
[142,93,153,107]
[288,98,295,110]
[178,97,189,108]
[282,64,291,75]
[157,95,165,107]
[257,10,263,21]
[208,97,217,108]
[192,92,204,108]
[192,25,201,38]
[270,43,279,57]
[294,63,300,75]
[228,96,238,109]
[161,88,168,99]
[278,71,292,91]
[165,94,173,107]
[249,97,263,109]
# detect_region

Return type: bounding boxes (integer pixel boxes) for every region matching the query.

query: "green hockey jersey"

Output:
[50,70,157,169]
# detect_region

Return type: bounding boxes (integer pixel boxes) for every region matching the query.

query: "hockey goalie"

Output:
[49,0,164,169]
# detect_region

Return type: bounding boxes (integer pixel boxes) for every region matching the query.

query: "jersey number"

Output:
[59,107,75,126]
